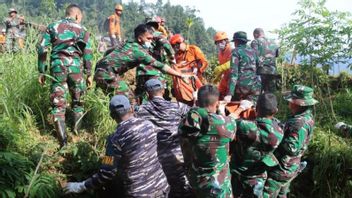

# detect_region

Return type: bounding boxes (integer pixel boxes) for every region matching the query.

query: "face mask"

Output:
[217,42,227,51]
[142,41,152,49]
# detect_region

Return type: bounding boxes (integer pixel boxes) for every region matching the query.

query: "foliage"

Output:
[278,0,352,73]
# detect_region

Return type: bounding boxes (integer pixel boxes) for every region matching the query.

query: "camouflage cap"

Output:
[8,8,17,14]
[284,85,318,106]
[109,95,131,113]
[145,79,164,92]
[231,31,250,42]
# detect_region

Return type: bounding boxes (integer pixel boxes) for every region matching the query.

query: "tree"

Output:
[279,0,352,74]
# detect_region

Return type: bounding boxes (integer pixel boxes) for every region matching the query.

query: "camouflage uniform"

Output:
[135,31,175,103]
[231,118,283,198]
[94,41,167,97]
[37,17,92,121]
[85,117,170,197]
[4,15,23,52]
[251,37,279,93]
[229,44,261,102]
[264,85,318,198]
[136,96,192,197]
[179,107,236,197]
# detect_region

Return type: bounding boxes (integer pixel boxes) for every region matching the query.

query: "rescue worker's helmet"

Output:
[115,4,123,11]
[169,34,184,45]
[214,31,228,43]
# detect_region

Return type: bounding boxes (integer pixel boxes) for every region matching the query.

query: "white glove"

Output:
[335,122,346,129]
[218,101,227,115]
[193,90,198,100]
[111,34,116,39]
[63,181,87,194]
[239,100,253,111]
[224,95,232,103]
[181,74,193,83]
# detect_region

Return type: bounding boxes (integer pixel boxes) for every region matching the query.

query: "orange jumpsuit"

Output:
[108,13,121,38]
[158,26,168,37]
[175,45,208,82]
[218,43,232,99]
[0,35,5,44]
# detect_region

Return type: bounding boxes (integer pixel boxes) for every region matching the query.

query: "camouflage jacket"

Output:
[85,116,169,196]
[37,17,93,76]
[251,37,279,74]
[231,117,284,177]
[4,16,23,38]
[228,44,261,96]
[136,96,189,142]
[269,109,315,180]
[136,31,175,77]
[178,107,236,196]
[94,41,166,80]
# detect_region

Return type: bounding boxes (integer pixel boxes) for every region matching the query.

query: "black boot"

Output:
[73,112,83,134]
[55,120,67,148]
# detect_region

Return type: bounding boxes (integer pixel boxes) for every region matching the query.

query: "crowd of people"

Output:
[33,3,323,198]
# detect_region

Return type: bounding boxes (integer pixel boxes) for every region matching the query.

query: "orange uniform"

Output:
[0,35,5,44]
[108,14,121,38]
[158,26,168,37]
[175,45,208,82]
[218,43,232,99]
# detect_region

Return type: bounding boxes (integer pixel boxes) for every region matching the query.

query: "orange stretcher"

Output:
[225,101,256,120]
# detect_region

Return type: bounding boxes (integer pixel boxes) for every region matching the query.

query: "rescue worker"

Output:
[64,95,170,197]
[213,31,232,99]
[94,24,191,98]
[0,29,6,52]
[37,4,93,147]
[134,17,175,104]
[335,122,352,137]
[225,31,261,103]
[251,28,279,93]
[264,85,318,197]
[156,16,168,37]
[169,34,209,83]
[179,85,236,197]
[231,93,284,197]
[136,79,193,197]
[4,8,24,52]
[108,4,123,46]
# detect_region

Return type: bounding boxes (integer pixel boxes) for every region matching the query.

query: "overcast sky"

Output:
[128,0,352,40]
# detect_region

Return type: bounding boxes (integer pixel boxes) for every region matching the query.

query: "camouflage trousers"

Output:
[157,138,193,198]
[232,84,261,103]
[6,37,19,52]
[263,176,292,198]
[135,75,170,105]
[50,60,86,122]
[232,171,266,198]
[188,164,233,198]
[94,70,133,98]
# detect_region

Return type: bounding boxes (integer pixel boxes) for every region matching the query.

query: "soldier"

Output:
[230,93,284,198]
[37,4,93,147]
[213,31,232,99]
[179,85,236,197]
[251,28,279,93]
[225,31,261,103]
[0,29,6,52]
[335,122,352,137]
[94,24,190,98]
[64,95,169,197]
[108,4,123,46]
[136,79,192,197]
[264,85,318,198]
[4,8,24,52]
[134,18,175,104]
[169,34,209,83]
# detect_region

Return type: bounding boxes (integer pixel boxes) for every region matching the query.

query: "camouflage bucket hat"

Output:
[284,85,319,106]
[231,31,250,42]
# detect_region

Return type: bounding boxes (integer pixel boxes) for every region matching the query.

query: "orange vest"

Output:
[0,35,5,44]
[218,44,232,98]
[109,13,121,36]
[218,44,232,65]
[175,45,208,74]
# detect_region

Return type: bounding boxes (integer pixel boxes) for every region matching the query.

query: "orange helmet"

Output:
[170,34,184,45]
[115,4,123,11]
[214,31,228,43]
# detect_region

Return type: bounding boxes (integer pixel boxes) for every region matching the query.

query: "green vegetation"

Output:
[0,0,351,197]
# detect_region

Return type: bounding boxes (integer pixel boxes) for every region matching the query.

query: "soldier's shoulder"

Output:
[237,119,257,130]
[285,116,305,132]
